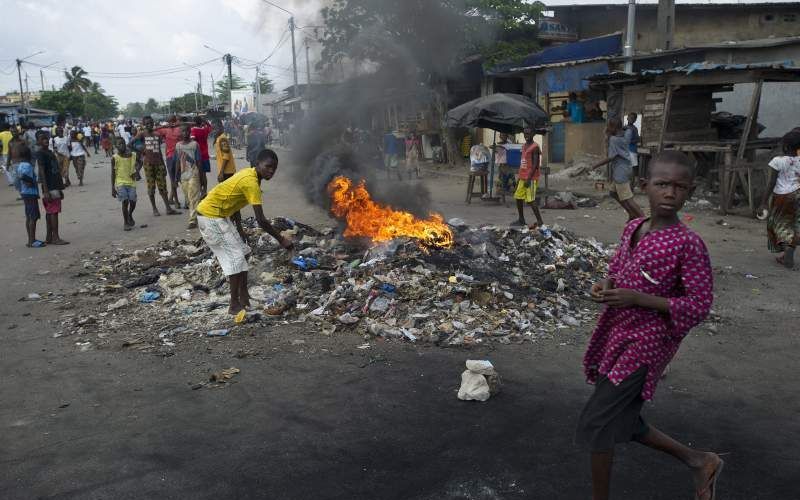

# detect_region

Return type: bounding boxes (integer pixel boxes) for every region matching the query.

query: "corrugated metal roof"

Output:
[642,60,799,75]
[489,33,622,75]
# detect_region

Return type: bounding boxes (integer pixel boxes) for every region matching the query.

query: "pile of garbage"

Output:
[64,217,610,351]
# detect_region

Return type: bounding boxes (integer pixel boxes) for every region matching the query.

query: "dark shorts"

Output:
[166,155,178,182]
[201,159,211,173]
[575,366,650,452]
[23,197,40,220]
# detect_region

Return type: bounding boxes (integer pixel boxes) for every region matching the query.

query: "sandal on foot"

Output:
[27,240,46,248]
[696,459,724,500]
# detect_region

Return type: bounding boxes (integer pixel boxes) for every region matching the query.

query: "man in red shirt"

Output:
[155,116,183,207]
[511,126,544,228]
[191,116,212,196]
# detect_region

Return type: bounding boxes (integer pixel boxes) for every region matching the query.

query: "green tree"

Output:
[125,102,145,118]
[144,98,159,114]
[257,76,274,94]
[32,90,85,116]
[169,93,212,113]
[214,74,247,99]
[84,91,119,119]
[62,66,92,93]
[317,0,542,74]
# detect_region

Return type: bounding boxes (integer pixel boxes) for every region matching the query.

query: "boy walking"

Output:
[175,125,202,229]
[16,144,45,247]
[111,137,139,231]
[592,118,645,221]
[35,131,68,245]
[577,151,722,500]
[138,116,178,216]
[191,116,212,195]
[155,116,183,207]
[510,127,544,228]
[68,129,90,186]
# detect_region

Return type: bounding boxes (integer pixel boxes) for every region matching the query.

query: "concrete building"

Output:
[549,2,800,53]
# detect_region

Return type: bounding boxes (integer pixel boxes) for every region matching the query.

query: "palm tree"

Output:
[63,66,92,93]
[87,81,104,94]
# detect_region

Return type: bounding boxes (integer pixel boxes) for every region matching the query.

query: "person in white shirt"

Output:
[117,122,130,146]
[69,129,91,186]
[50,127,73,187]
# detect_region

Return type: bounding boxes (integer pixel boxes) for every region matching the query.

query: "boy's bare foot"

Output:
[153,209,161,216]
[123,225,132,231]
[78,180,84,186]
[187,222,197,229]
[51,239,69,245]
[166,209,181,215]
[691,453,723,500]
[510,219,526,226]
[228,302,244,315]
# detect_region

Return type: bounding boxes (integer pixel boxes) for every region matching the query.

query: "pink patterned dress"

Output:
[583,219,714,401]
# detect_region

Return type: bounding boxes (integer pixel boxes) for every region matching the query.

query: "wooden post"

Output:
[737,80,763,216]
[657,85,674,153]
[721,149,733,214]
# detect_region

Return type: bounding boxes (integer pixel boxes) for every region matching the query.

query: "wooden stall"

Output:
[589,64,800,217]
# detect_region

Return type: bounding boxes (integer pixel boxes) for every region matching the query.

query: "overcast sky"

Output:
[0,0,791,106]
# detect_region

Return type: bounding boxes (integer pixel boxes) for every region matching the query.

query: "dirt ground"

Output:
[1,149,798,499]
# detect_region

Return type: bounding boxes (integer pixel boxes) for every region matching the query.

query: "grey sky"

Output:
[1,0,792,106]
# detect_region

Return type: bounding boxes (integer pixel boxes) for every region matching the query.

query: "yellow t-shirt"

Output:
[214,133,236,175]
[0,130,13,155]
[114,153,137,187]
[197,167,262,218]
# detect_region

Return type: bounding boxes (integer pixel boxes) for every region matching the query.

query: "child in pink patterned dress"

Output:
[576,151,723,500]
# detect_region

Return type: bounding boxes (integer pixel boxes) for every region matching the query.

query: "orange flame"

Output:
[327,176,454,248]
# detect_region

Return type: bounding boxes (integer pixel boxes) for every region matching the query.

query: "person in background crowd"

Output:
[15,144,45,247]
[111,137,139,231]
[6,129,26,196]
[35,131,68,245]
[23,122,38,152]
[591,118,645,221]
[0,122,15,186]
[493,132,515,196]
[404,130,421,179]
[175,125,202,229]
[246,123,267,167]
[100,124,114,157]
[190,116,212,196]
[214,121,237,182]
[50,127,72,187]
[761,130,800,269]
[510,127,544,228]
[567,92,585,123]
[91,123,101,154]
[69,129,90,186]
[625,112,640,175]
[578,151,721,500]
[155,115,183,208]
[138,116,177,217]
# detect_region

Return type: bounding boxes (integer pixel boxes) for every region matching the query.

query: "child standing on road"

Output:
[577,151,722,500]
[511,126,544,228]
[111,138,139,231]
[35,131,68,245]
[16,144,45,247]
[175,125,202,229]
[760,130,800,269]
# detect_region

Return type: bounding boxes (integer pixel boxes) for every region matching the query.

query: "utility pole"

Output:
[624,0,636,73]
[40,70,45,91]
[211,75,216,107]
[305,39,312,109]
[224,53,234,116]
[289,17,298,97]
[16,59,25,119]
[198,70,203,108]
[255,66,261,114]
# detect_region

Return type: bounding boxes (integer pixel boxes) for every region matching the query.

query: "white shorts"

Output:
[197,215,251,276]
[629,151,639,167]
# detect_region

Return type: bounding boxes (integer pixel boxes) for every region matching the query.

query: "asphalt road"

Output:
[1,149,798,499]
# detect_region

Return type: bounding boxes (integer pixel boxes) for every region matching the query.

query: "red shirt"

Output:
[156,126,182,158]
[583,219,713,400]
[191,124,212,160]
[517,141,540,181]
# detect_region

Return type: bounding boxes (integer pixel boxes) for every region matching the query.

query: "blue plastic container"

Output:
[505,146,522,168]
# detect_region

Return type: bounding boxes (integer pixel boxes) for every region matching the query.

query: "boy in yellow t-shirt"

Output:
[110,138,139,231]
[196,149,293,315]
[214,122,236,182]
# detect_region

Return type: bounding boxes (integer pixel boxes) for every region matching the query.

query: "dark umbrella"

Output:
[445,93,547,134]
[446,93,548,199]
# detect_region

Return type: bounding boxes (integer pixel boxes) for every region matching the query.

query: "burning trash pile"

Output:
[64,178,609,352]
